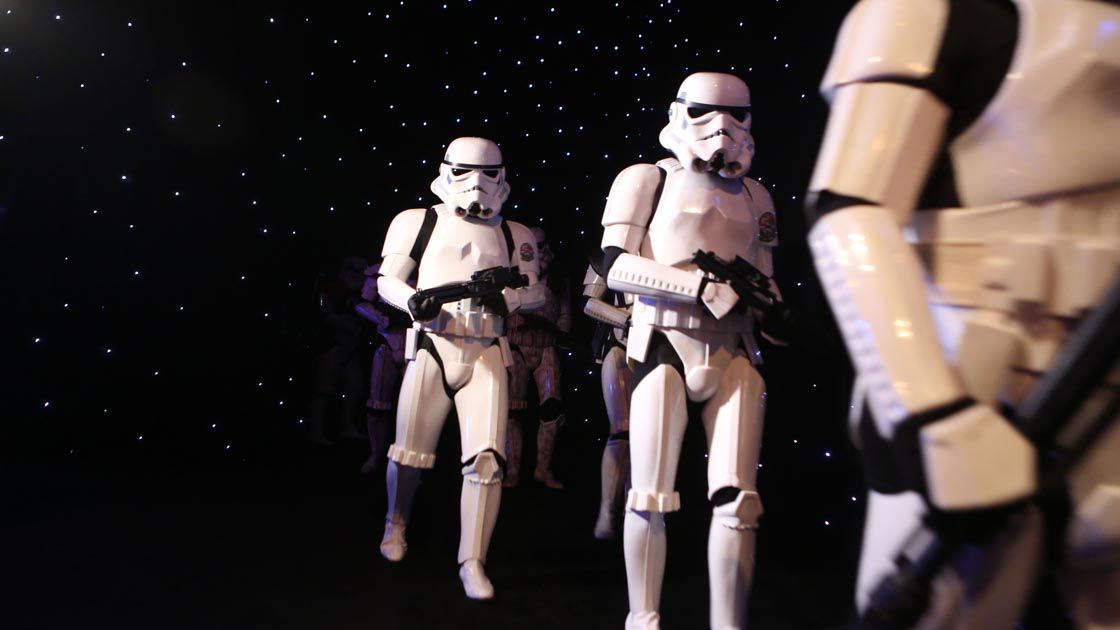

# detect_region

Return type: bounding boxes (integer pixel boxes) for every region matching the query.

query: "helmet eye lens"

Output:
[684,104,750,123]
[450,167,470,177]
[483,169,500,178]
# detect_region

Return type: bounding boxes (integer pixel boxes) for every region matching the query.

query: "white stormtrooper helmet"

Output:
[430,137,510,219]
[659,72,755,179]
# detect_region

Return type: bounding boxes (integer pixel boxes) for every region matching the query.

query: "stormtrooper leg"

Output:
[505,347,530,488]
[625,364,689,629]
[362,345,399,474]
[503,417,523,488]
[534,346,565,489]
[597,436,631,539]
[454,343,509,600]
[701,356,765,630]
[597,345,633,539]
[381,347,453,562]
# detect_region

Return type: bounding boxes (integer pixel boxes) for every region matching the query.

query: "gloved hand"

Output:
[407,292,442,321]
[914,402,1036,541]
[700,280,739,319]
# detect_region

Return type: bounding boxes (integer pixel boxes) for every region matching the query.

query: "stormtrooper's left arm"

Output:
[744,179,785,345]
[806,0,1034,511]
[504,221,547,313]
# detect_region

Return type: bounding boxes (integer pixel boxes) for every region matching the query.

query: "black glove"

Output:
[478,290,509,316]
[407,293,442,321]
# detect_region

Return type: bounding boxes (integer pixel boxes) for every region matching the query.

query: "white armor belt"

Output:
[631,296,752,333]
[909,187,1120,318]
[420,298,505,338]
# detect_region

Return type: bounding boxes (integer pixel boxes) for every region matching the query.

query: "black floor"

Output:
[7,436,857,630]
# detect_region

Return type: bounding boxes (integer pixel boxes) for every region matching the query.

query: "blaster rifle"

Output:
[692,249,795,342]
[407,265,528,321]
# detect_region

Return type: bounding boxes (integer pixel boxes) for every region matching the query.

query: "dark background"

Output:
[1,1,868,628]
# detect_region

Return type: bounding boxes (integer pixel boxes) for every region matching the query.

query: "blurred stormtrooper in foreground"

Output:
[806,0,1120,626]
[376,137,545,600]
[582,262,634,540]
[503,227,572,489]
[600,72,780,629]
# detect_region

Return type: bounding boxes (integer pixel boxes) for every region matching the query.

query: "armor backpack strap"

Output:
[651,158,673,219]
[407,207,440,263]
[501,219,517,269]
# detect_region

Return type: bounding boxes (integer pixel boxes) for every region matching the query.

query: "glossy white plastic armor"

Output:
[951,0,1120,207]
[377,137,542,601]
[604,73,776,630]
[810,1,1120,626]
[430,136,510,219]
[659,72,755,179]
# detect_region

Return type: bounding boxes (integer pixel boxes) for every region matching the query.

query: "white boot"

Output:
[380,461,421,562]
[459,451,503,600]
[708,490,762,630]
[534,416,565,489]
[503,418,523,488]
[595,438,630,539]
[624,509,666,629]
[458,559,495,600]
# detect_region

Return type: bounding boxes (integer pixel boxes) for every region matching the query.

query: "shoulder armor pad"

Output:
[381,208,428,259]
[602,163,664,228]
[821,0,948,99]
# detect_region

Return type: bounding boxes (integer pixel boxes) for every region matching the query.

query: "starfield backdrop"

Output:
[1,2,869,628]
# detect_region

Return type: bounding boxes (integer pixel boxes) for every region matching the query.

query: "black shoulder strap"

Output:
[501,220,517,267]
[642,163,668,231]
[408,207,439,263]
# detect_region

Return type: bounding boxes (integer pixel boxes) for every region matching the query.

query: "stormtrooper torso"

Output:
[635,160,774,332]
[907,0,1120,382]
[950,0,1120,206]
[416,205,512,338]
[646,162,759,266]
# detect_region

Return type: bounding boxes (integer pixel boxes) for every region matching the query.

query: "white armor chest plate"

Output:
[951,0,1120,205]
[644,171,759,267]
[417,213,509,289]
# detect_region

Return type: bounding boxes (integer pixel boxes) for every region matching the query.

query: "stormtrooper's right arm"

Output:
[600,164,738,317]
[807,0,1033,511]
[376,209,425,316]
[582,265,630,328]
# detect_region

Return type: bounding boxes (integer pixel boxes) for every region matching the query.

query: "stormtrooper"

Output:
[807,1,1120,627]
[355,262,410,474]
[599,72,779,629]
[376,137,546,600]
[503,227,572,489]
[308,256,368,446]
[583,263,635,540]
